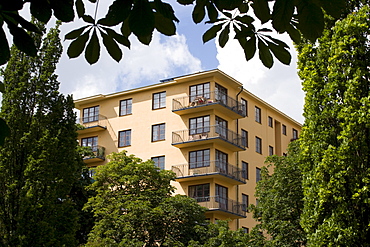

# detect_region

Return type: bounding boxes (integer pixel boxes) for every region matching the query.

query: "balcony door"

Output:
[215,150,228,174]
[215,83,227,105]
[216,184,228,210]
[189,82,210,102]
[216,116,228,138]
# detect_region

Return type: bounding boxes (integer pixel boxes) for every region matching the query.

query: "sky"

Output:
[55,2,304,123]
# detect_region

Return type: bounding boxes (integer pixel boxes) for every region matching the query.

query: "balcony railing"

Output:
[172,91,246,117]
[193,196,246,217]
[83,145,106,161]
[172,125,246,150]
[77,114,107,129]
[172,161,246,184]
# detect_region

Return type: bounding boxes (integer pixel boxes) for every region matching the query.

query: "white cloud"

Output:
[57,29,202,100]
[216,32,305,123]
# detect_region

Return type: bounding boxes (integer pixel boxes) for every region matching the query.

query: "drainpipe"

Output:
[235,86,243,229]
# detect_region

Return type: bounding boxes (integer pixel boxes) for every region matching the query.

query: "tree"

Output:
[84,151,207,246]
[0,22,81,246]
[250,140,306,247]
[188,220,249,247]
[297,3,370,246]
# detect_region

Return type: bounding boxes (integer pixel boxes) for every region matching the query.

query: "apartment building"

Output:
[75,69,301,231]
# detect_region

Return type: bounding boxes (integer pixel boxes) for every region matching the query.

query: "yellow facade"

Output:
[75,69,301,232]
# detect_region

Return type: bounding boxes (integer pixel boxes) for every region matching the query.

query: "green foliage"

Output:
[297,3,370,246]
[188,220,249,247]
[0,21,81,246]
[0,0,347,67]
[84,151,207,246]
[250,140,306,247]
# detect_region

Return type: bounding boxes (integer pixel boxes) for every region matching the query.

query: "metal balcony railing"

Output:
[83,145,106,161]
[192,196,246,217]
[172,160,246,183]
[77,114,107,129]
[172,125,246,150]
[172,91,246,117]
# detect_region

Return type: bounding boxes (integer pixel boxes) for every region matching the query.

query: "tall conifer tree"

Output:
[0,22,80,246]
[297,4,370,245]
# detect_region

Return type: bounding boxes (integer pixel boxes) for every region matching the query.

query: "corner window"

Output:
[81,136,98,151]
[255,136,262,154]
[269,145,274,156]
[189,115,210,135]
[83,106,99,123]
[242,161,248,179]
[256,167,261,182]
[152,123,165,142]
[152,156,165,170]
[189,82,210,102]
[282,124,287,135]
[189,149,210,169]
[153,91,166,109]
[120,98,132,116]
[255,106,261,123]
[118,130,131,147]
[268,116,273,127]
[293,128,298,139]
[189,184,210,202]
[242,194,249,212]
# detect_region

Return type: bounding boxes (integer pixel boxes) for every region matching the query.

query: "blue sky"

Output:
[55,1,304,123]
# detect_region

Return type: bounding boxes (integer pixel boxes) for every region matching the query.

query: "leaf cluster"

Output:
[297,3,370,246]
[250,140,306,247]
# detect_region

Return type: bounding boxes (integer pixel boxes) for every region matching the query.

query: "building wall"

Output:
[75,70,301,231]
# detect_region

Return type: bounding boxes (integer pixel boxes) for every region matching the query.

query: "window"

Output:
[242,194,249,212]
[152,156,165,170]
[269,145,274,156]
[118,130,131,147]
[215,150,228,174]
[189,149,210,168]
[215,116,228,138]
[216,184,228,210]
[241,98,248,116]
[242,161,248,179]
[215,83,228,104]
[119,98,132,116]
[256,167,261,182]
[255,136,262,154]
[152,123,165,142]
[83,106,99,123]
[293,128,298,139]
[153,91,166,109]
[88,167,97,178]
[241,129,248,147]
[189,184,210,202]
[189,115,210,135]
[282,124,287,135]
[268,116,273,127]
[255,106,261,123]
[242,227,249,234]
[190,82,210,102]
[81,136,98,151]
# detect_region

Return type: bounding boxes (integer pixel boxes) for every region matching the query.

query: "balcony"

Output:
[172,125,246,151]
[172,91,246,119]
[172,161,246,185]
[83,146,106,164]
[77,115,107,134]
[194,196,246,218]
